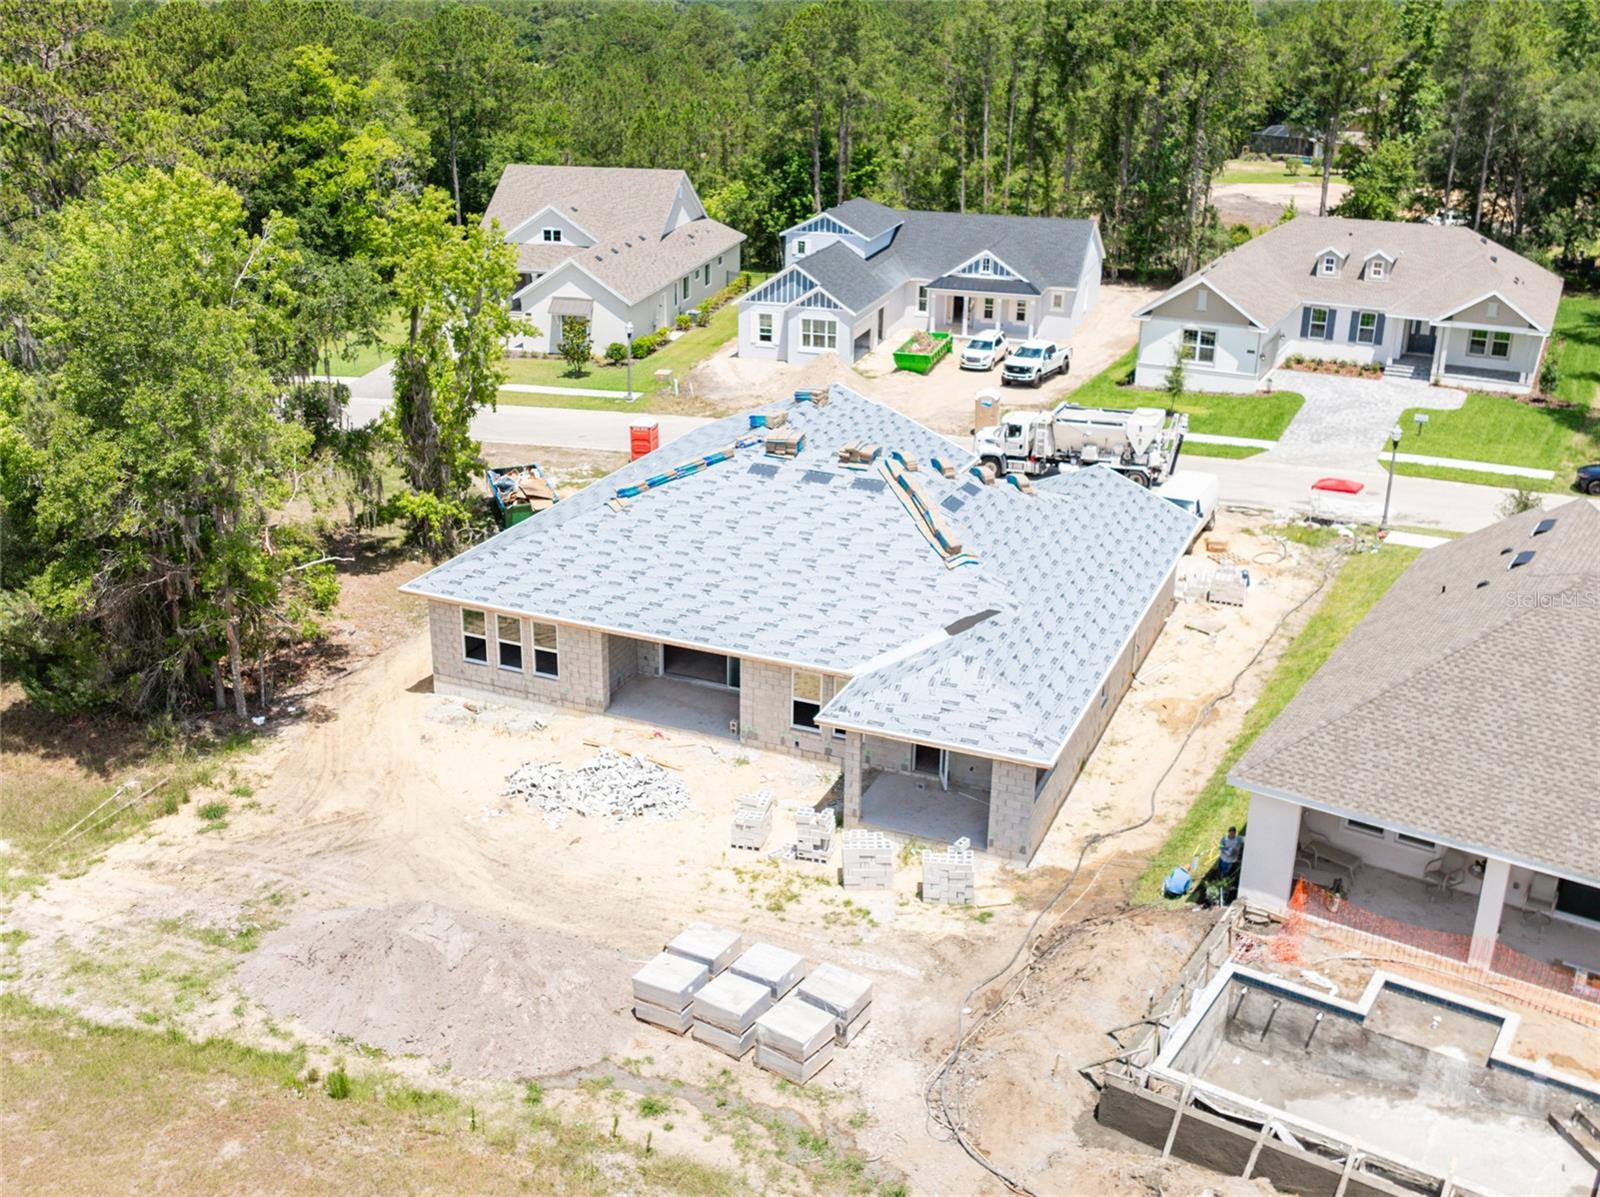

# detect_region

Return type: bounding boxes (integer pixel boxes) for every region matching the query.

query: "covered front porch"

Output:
[925,280,1040,341]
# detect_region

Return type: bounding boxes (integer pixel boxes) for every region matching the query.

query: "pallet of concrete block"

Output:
[793,806,835,863]
[1207,565,1250,607]
[665,923,743,975]
[841,829,894,889]
[729,791,774,851]
[690,970,772,1059]
[631,950,709,1035]
[921,837,975,905]
[754,993,837,1085]
[797,962,873,1045]
[728,941,806,1000]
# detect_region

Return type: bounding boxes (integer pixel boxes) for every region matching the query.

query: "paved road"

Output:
[344,390,1591,533]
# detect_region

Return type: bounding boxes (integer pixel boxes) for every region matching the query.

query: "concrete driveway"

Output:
[1263,371,1468,469]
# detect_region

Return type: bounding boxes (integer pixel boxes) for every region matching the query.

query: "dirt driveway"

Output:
[3,514,1326,1193]
[685,282,1160,437]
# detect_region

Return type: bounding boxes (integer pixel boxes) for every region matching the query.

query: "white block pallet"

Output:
[754,994,838,1084]
[693,1019,758,1058]
[793,807,835,863]
[797,962,873,1045]
[692,971,772,1035]
[665,923,743,975]
[730,791,774,851]
[841,829,894,889]
[729,942,806,999]
[922,837,976,905]
[632,951,709,1008]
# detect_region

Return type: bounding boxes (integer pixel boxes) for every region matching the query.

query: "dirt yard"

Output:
[2,513,1336,1193]
[683,283,1160,437]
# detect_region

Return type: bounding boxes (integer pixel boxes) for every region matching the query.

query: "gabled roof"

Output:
[791,242,892,313]
[1137,217,1562,333]
[1231,501,1600,885]
[484,165,744,305]
[402,386,1192,766]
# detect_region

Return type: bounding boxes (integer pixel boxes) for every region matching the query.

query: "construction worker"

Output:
[1218,827,1243,876]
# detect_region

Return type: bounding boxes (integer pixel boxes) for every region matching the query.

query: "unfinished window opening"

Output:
[791,670,822,730]
[496,615,523,672]
[532,622,559,678]
[462,608,488,664]
[1345,818,1385,837]
[912,744,943,775]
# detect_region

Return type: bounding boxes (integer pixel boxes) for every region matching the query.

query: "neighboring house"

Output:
[400,384,1193,864]
[1233,501,1600,979]
[1248,123,1322,159]
[482,165,745,355]
[737,199,1103,364]
[1133,217,1563,395]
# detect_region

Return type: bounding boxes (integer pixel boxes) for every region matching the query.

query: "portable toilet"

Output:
[630,418,660,461]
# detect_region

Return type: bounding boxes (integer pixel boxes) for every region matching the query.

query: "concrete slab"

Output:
[665,923,743,974]
[797,963,873,1025]
[692,971,772,1034]
[755,993,837,1060]
[730,943,806,999]
[631,951,708,1010]
[607,675,739,740]
[858,772,989,847]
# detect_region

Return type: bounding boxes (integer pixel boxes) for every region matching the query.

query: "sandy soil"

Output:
[1212,179,1350,227]
[2,513,1352,1193]
[684,283,1160,438]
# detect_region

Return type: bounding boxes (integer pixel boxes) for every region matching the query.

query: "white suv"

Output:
[1001,339,1070,387]
[959,331,1009,370]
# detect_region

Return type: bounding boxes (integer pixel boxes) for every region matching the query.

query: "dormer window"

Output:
[1320,254,1339,277]
[1369,258,1385,280]
[542,227,562,243]
[796,239,807,256]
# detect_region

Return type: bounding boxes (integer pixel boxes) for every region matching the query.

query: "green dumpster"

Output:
[892,331,952,374]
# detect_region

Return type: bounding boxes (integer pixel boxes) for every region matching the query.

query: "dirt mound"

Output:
[237,901,631,1079]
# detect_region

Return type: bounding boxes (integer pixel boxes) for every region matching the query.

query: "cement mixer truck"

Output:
[974,401,1188,488]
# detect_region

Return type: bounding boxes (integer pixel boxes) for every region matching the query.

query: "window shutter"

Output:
[1300,307,1312,338]
[1348,311,1359,343]
[1373,313,1386,344]
[1327,311,1337,342]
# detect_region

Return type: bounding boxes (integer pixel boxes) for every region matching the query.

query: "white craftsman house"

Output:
[482,165,744,354]
[1133,217,1563,395]
[737,199,1103,364]
[1232,501,1600,994]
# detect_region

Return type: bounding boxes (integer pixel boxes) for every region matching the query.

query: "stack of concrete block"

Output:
[841,829,894,889]
[664,923,743,975]
[754,993,838,1084]
[729,942,806,999]
[797,962,874,1045]
[631,950,710,1034]
[921,837,976,905]
[690,970,772,1059]
[730,791,774,851]
[793,807,836,863]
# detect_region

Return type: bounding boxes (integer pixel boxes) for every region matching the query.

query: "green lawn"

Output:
[1066,347,1303,441]
[328,311,407,377]
[1214,162,1342,187]
[1184,442,1266,460]
[1388,460,1566,492]
[1390,293,1600,486]
[1132,543,1421,904]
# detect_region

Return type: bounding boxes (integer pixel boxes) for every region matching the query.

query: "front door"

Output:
[951,295,965,326]
[1405,319,1437,356]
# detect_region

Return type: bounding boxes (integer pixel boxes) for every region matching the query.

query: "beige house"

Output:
[1133,217,1563,395]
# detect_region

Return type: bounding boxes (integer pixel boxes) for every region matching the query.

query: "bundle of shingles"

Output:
[503,749,689,829]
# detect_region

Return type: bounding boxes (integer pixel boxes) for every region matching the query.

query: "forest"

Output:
[3,0,1598,718]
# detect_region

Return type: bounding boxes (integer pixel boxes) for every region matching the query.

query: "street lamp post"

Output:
[624,321,634,402]
[1381,423,1402,531]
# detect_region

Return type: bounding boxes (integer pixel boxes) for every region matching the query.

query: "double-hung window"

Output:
[1015,299,1028,322]
[1307,307,1330,339]
[462,609,488,664]
[497,616,523,671]
[1181,327,1216,365]
[682,277,690,300]
[1470,329,1511,358]
[757,313,774,344]
[1355,311,1378,345]
[982,297,995,320]
[1320,254,1338,276]
[542,228,562,243]
[795,239,807,256]
[791,671,822,730]
[916,285,928,314]
[531,622,559,678]
[703,264,711,286]
[1050,292,1064,311]
[800,318,836,350]
[1369,258,1386,280]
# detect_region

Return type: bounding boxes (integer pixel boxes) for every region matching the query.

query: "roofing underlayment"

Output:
[1232,500,1600,885]
[403,385,1194,765]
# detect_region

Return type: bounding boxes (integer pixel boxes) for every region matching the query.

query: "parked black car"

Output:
[1578,462,1600,495]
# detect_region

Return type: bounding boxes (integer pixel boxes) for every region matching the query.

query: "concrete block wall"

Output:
[737,659,846,764]
[986,762,1040,860]
[841,732,864,822]
[606,632,641,696]
[429,600,609,711]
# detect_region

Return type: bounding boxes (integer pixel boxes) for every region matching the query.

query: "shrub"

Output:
[523,1081,544,1107]
[631,332,657,358]
[1539,345,1561,396]
[674,313,692,331]
[604,341,628,365]
[198,801,228,822]
[325,1067,351,1100]
[637,1094,670,1118]
[558,317,593,375]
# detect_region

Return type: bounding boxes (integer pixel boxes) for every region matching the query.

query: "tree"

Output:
[2,166,331,715]
[1335,138,1419,220]
[1279,0,1398,215]
[558,317,592,377]
[1165,354,1186,403]
[383,188,517,556]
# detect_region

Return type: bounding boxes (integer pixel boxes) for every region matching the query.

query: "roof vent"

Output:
[1532,517,1556,536]
[1508,550,1534,569]
[1475,580,1490,589]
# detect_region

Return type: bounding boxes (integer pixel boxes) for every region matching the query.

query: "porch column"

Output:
[1469,857,1510,970]
[842,732,863,826]
[1429,326,1444,383]
[1238,792,1302,914]
[962,297,970,337]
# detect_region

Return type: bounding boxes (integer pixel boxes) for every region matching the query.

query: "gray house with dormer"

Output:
[737,199,1103,364]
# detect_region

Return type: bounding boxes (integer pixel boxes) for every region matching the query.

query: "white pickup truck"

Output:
[1000,339,1070,387]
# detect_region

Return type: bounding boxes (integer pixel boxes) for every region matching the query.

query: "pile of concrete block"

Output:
[691,971,772,1059]
[729,791,774,851]
[665,923,743,974]
[504,749,689,829]
[921,837,976,905]
[754,993,838,1084]
[729,942,806,999]
[631,950,710,1034]
[792,807,836,863]
[796,962,873,1045]
[841,829,894,889]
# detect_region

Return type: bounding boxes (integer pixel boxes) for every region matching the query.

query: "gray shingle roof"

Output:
[483,165,744,304]
[402,386,1193,766]
[1231,501,1600,885]
[1140,216,1562,332]
[797,242,898,313]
